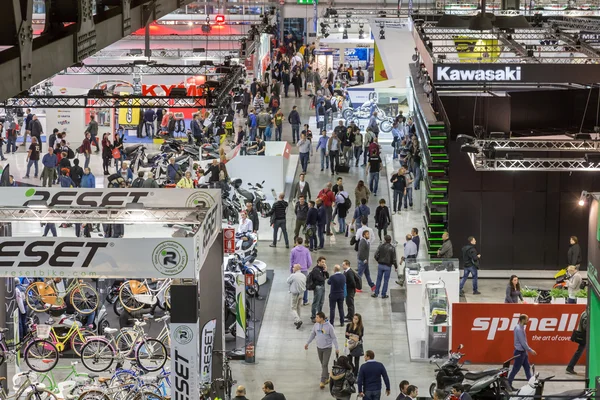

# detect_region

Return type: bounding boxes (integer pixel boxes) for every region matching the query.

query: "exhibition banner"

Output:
[171,320,200,400]
[452,303,586,365]
[373,43,388,82]
[2,188,219,209]
[0,237,196,279]
[453,37,501,62]
[200,319,217,383]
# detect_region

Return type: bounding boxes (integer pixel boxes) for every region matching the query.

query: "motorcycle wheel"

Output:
[246,281,260,298]
[342,108,354,120]
[429,383,437,398]
[380,119,393,133]
[113,300,123,316]
[262,203,271,217]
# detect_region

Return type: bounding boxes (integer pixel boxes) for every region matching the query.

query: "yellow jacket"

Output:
[176,178,194,188]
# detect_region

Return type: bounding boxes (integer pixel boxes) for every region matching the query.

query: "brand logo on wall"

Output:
[200,319,216,383]
[472,312,580,340]
[152,241,189,276]
[436,66,522,82]
[174,325,194,345]
[185,192,215,208]
[0,240,109,268]
[22,188,150,208]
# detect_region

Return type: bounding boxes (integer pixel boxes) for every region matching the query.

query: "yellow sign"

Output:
[117,92,141,127]
[453,36,501,62]
[374,43,388,82]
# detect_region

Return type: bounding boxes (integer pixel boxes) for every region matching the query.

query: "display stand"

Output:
[0,188,225,398]
[405,259,459,320]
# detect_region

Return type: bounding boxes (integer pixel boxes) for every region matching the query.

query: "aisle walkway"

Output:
[230,92,433,399]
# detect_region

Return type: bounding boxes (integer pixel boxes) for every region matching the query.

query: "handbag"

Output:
[349,341,364,357]
[347,334,360,351]
[570,330,586,345]
[112,148,121,159]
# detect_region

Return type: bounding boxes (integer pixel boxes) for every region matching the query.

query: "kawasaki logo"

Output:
[23,188,149,208]
[0,240,109,268]
[436,66,522,81]
[472,313,580,340]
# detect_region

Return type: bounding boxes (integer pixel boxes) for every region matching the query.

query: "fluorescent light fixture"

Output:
[27,200,48,208]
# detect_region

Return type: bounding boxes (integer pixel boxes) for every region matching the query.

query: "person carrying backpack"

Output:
[351,198,370,230]
[330,355,356,400]
[131,171,145,188]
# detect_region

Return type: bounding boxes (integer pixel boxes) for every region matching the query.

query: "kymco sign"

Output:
[452,303,586,365]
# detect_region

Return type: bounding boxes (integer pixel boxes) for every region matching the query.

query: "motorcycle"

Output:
[153,155,193,184]
[342,103,394,133]
[510,366,594,400]
[222,192,240,225]
[235,231,258,259]
[460,356,516,400]
[223,274,252,337]
[429,345,511,397]
[247,181,271,217]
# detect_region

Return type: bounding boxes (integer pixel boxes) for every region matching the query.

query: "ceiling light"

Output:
[343,29,348,40]
[579,190,589,206]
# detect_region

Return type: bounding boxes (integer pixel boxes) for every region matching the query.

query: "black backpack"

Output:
[306,269,316,291]
[341,194,351,210]
[131,178,145,188]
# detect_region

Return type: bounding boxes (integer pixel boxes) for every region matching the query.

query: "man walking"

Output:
[288,105,301,144]
[309,257,329,322]
[24,137,41,179]
[287,264,307,329]
[297,133,311,173]
[85,114,99,152]
[317,183,335,236]
[342,260,360,322]
[372,235,398,299]
[261,381,286,400]
[358,230,376,292]
[294,195,309,242]
[460,236,481,295]
[290,236,312,306]
[507,314,537,389]
[30,115,44,151]
[294,173,311,200]
[267,193,289,248]
[391,168,407,214]
[566,310,587,375]
[81,132,92,169]
[357,350,391,400]
[305,311,339,389]
[437,232,453,258]
[327,265,346,326]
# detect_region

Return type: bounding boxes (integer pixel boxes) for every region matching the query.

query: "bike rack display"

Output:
[0,188,226,400]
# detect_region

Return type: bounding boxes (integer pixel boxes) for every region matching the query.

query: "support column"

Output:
[0,223,13,392]
[199,233,225,398]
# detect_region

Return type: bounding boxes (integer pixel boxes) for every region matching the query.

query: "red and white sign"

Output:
[282,142,291,159]
[245,274,255,286]
[452,303,586,365]
[223,228,236,254]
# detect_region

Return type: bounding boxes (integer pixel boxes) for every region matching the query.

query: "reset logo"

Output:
[436,66,522,81]
[23,188,149,208]
[0,241,109,268]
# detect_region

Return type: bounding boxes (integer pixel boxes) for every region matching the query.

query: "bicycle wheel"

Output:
[164,285,171,310]
[24,339,59,372]
[70,329,96,357]
[77,390,110,400]
[132,391,164,400]
[26,389,58,400]
[80,339,115,372]
[113,300,123,317]
[160,335,170,360]
[118,281,146,312]
[135,338,167,372]
[25,282,53,313]
[70,283,99,315]
[115,328,137,359]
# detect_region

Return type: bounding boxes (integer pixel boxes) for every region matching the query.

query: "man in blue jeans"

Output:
[328,264,346,326]
[460,236,481,295]
[357,350,391,400]
[372,235,397,299]
[310,257,329,322]
[316,130,329,171]
[366,150,382,195]
[508,314,537,389]
[297,133,311,174]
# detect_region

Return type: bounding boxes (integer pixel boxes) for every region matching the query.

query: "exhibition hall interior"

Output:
[0,0,600,399]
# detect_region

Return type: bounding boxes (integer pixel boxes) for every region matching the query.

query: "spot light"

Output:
[579,190,589,206]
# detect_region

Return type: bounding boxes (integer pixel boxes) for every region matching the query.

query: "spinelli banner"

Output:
[0,188,219,209]
[0,237,196,279]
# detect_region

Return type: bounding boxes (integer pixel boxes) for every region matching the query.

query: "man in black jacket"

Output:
[328,264,346,326]
[261,381,287,400]
[246,202,259,233]
[306,200,318,251]
[342,260,360,321]
[372,235,398,299]
[294,195,309,241]
[69,158,84,188]
[268,192,289,248]
[288,106,301,144]
[310,257,329,322]
[460,236,481,295]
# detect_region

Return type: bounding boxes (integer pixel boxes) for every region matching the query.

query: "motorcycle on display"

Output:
[510,366,595,400]
[459,356,516,400]
[429,345,516,398]
[235,231,258,259]
[247,181,271,217]
[223,274,252,337]
[342,92,394,133]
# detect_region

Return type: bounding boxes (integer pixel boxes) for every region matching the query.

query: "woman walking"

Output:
[354,180,370,206]
[113,132,124,171]
[101,132,112,175]
[345,313,364,376]
[375,199,391,241]
[505,275,523,303]
[329,355,356,400]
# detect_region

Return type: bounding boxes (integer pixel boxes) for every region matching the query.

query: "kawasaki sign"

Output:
[435,66,521,82]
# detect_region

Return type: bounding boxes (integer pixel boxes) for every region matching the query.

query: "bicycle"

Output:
[2,370,57,400]
[76,369,164,400]
[36,361,93,398]
[118,279,171,313]
[26,279,99,315]
[80,321,167,373]
[142,314,170,358]
[0,324,59,373]
[38,316,95,357]
[212,350,236,400]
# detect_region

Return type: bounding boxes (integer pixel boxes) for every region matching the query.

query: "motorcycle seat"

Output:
[545,390,588,400]
[238,188,254,200]
[464,370,500,381]
[124,144,143,155]
[174,155,189,163]
[147,152,161,160]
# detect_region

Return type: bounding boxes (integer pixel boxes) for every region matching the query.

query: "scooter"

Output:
[510,366,594,400]
[74,304,109,334]
[461,356,516,400]
[235,231,258,259]
[247,181,271,217]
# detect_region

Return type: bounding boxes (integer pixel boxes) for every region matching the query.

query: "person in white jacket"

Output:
[287,264,307,329]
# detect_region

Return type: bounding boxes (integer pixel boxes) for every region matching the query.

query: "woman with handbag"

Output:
[345,313,364,376]
[101,133,113,175]
[113,132,124,172]
[329,355,356,400]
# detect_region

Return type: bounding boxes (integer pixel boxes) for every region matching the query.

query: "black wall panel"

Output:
[481,192,514,267]
[513,192,546,268]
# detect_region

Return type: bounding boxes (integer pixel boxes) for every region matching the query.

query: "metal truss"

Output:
[91,48,240,59]
[548,17,600,31]
[468,154,600,171]
[477,139,600,151]
[127,34,247,41]
[0,95,205,109]
[0,208,207,224]
[59,64,230,76]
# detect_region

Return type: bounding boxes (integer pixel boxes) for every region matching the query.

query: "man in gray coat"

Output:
[287,264,307,329]
[437,232,453,258]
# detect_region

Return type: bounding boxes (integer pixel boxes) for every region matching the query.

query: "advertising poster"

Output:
[452,303,586,365]
[373,43,388,82]
[453,36,501,62]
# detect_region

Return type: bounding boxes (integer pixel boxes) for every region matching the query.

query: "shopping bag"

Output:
[112,148,121,159]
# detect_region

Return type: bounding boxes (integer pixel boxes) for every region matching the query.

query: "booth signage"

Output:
[433,63,600,84]
[7,188,218,209]
[0,237,196,279]
[200,319,217,383]
[452,303,586,364]
[171,321,200,400]
[223,228,235,254]
[141,84,205,97]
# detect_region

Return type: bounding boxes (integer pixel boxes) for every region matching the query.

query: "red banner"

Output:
[452,303,586,365]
